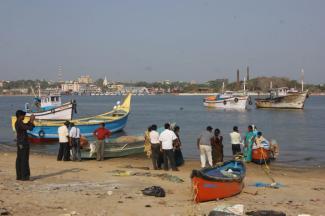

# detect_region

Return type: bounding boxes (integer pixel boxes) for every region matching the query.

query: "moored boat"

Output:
[25,85,76,120]
[11,93,132,142]
[255,87,308,109]
[191,160,246,202]
[203,92,251,109]
[203,80,252,110]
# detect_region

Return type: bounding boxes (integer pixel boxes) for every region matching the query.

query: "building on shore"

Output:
[78,75,93,84]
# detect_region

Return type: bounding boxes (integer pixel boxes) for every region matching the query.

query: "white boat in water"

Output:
[255,87,308,109]
[24,94,77,120]
[203,91,251,109]
[203,79,252,110]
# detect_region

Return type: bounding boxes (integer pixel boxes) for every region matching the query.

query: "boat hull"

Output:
[203,96,249,109]
[255,92,308,109]
[11,94,132,142]
[252,148,270,164]
[25,114,129,141]
[191,160,245,202]
[25,102,74,120]
[81,140,144,159]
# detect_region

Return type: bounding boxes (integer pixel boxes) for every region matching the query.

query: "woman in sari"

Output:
[244,125,255,162]
[173,126,184,167]
[144,125,152,158]
[211,128,223,165]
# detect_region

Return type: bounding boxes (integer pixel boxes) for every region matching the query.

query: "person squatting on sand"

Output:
[229,126,242,156]
[197,126,214,168]
[57,121,71,161]
[15,110,35,181]
[69,123,81,161]
[149,124,162,170]
[159,123,179,171]
[93,123,111,161]
[212,128,223,165]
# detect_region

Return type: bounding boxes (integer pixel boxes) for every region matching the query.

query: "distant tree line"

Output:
[1,77,324,94]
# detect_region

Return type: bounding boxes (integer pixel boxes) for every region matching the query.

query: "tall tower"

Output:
[236,69,240,89]
[58,65,63,83]
[246,66,250,81]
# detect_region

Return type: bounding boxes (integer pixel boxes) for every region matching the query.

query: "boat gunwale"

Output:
[191,160,246,183]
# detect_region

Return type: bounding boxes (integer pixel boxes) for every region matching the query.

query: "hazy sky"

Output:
[0,0,324,83]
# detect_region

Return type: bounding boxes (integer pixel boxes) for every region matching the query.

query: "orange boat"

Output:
[252,147,271,164]
[191,160,246,203]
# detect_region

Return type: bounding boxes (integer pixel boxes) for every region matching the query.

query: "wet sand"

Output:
[0,151,324,216]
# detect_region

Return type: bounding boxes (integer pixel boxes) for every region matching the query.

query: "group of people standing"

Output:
[230,125,270,162]
[57,122,111,162]
[144,123,184,171]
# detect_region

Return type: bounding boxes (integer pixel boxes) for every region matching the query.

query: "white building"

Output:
[78,75,93,84]
[61,82,81,92]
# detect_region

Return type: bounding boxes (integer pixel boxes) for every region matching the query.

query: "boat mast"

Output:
[243,77,246,92]
[38,83,41,98]
[222,82,225,93]
[301,68,304,92]
[270,81,273,90]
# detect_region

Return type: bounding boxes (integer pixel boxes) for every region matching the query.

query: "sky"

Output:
[0,0,324,83]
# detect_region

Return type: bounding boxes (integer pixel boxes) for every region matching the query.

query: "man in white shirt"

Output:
[69,123,81,161]
[149,124,162,170]
[229,126,242,155]
[197,126,214,168]
[57,121,70,161]
[159,123,178,171]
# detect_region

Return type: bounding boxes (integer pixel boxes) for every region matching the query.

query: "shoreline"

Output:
[0,151,324,215]
[1,143,324,169]
[1,93,325,97]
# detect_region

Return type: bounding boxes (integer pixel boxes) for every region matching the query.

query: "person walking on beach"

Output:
[149,124,162,170]
[159,123,178,171]
[15,110,35,181]
[173,125,184,167]
[69,123,81,161]
[93,123,111,161]
[230,126,242,156]
[212,128,223,165]
[244,125,255,162]
[197,126,214,168]
[58,121,70,161]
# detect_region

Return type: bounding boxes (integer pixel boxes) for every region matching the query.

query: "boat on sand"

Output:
[81,135,144,159]
[191,160,246,202]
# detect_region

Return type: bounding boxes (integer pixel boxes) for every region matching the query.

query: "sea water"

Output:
[0,95,324,167]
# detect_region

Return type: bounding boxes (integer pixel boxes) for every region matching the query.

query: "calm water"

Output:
[1,95,324,167]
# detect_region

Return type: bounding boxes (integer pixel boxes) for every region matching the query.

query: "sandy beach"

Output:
[0,151,324,216]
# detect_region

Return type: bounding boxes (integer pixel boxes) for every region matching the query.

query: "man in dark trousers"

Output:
[15,110,35,181]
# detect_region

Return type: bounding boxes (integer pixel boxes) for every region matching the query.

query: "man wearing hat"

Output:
[15,110,35,181]
[57,120,71,161]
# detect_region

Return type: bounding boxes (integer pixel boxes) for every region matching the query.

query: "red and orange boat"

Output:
[191,160,246,203]
[252,147,271,164]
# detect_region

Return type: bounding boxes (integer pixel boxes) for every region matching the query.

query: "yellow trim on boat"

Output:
[11,93,132,131]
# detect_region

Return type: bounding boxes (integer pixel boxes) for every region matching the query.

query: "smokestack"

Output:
[236,69,240,89]
[246,66,250,81]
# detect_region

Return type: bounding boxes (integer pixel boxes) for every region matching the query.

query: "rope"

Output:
[260,149,276,183]
[188,180,200,216]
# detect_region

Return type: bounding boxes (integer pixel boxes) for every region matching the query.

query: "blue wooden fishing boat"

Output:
[11,93,132,142]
